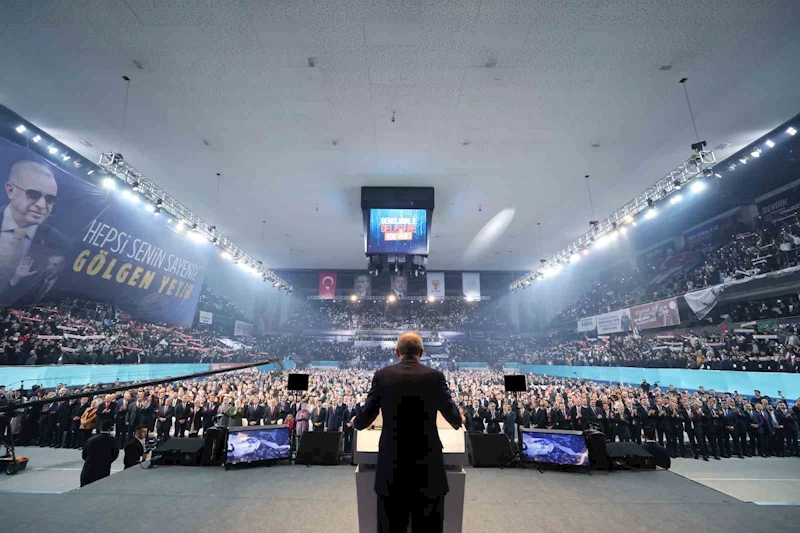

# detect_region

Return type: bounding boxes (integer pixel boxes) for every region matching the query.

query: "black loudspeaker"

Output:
[153,438,206,466]
[605,442,656,470]
[584,430,609,470]
[466,433,514,467]
[200,427,227,466]
[295,431,341,465]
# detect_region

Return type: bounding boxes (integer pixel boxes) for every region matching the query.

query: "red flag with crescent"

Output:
[319,271,337,299]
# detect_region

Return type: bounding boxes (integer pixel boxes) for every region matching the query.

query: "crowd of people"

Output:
[553,212,800,324]
[2,369,798,466]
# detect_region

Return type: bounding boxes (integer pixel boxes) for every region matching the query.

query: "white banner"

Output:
[199,311,213,324]
[596,308,632,335]
[462,272,481,299]
[233,320,253,337]
[684,285,725,319]
[577,316,597,332]
[427,272,445,298]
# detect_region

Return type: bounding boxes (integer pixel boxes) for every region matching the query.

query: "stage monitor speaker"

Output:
[584,430,609,470]
[466,433,514,467]
[295,431,341,465]
[153,438,205,466]
[605,442,655,470]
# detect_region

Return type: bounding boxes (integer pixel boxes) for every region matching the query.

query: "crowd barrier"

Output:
[0,360,295,389]
[517,364,800,399]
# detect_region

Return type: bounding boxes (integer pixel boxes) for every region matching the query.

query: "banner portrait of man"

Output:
[390,275,407,299]
[0,160,69,305]
[354,273,371,298]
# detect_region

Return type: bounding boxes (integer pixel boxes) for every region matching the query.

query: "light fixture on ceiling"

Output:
[15,125,26,133]
[61,154,70,161]
[765,139,775,148]
[102,177,115,189]
[32,135,41,143]
[690,180,706,193]
[220,251,232,261]
[670,194,683,205]
[144,204,155,213]
[751,148,761,158]
[739,157,748,165]
[47,145,58,154]
[788,127,797,136]
[131,181,140,191]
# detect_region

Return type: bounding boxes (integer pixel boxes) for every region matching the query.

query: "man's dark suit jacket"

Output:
[484,409,502,433]
[353,357,461,497]
[123,437,144,469]
[81,433,119,485]
[532,408,548,429]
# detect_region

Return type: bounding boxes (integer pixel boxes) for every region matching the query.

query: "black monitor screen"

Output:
[287,373,309,391]
[504,375,527,392]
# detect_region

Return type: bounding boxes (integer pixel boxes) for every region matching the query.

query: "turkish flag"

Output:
[319,271,337,299]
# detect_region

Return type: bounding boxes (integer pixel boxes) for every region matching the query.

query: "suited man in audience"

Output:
[173,396,188,437]
[776,401,798,456]
[201,396,217,433]
[125,393,143,442]
[578,398,595,430]
[81,419,119,487]
[342,399,355,453]
[532,400,548,429]
[311,399,326,431]
[156,397,174,441]
[516,401,531,431]
[765,404,783,457]
[484,402,502,434]
[96,394,116,435]
[139,394,155,434]
[502,403,517,447]
[468,400,485,433]
[265,399,281,425]
[114,392,132,448]
[721,399,743,458]
[246,396,263,426]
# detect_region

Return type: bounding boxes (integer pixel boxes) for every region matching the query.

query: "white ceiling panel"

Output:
[0,0,798,271]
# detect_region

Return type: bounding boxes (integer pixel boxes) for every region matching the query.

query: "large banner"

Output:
[577,315,597,332]
[427,272,445,298]
[462,272,480,299]
[318,271,336,299]
[390,275,407,298]
[0,137,211,326]
[630,297,680,331]
[199,311,213,324]
[757,183,800,217]
[596,308,632,335]
[234,320,253,337]
[354,273,371,298]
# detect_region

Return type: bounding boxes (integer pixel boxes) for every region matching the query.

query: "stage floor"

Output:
[1,448,800,533]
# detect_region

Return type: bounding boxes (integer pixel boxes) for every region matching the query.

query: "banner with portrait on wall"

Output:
[354,273,371,298]
[0,137,212,326]
[630,297,680,331]
[596,308,632,335]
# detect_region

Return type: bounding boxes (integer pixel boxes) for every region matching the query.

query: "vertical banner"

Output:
[233,320,253,336]
[0,136,211,327]
[577,316,597,332]
[198,311,213,324]
[462,272,481,299]
[354,273,371,298]
[318,271,337,299]
[390,275,407,299]
[596,308,632,335]
[630,297,680,330]
[427,272,445,298]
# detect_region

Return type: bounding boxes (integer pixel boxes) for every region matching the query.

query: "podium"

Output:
[353,413,468,533]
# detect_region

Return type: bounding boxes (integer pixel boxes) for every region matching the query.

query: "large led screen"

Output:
[520,429,590,466]
[367,208,428,255]
[226,426,291,464]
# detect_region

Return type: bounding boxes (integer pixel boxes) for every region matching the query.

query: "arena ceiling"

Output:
[1,1,799,271]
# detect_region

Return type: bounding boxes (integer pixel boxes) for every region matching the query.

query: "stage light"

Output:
[765,139,775,148]
[751,148,761,158]
[102,177,116,189]
[87,169,94,175]
[32,135,41,143]
[189,232,207,244]
[273,281,280,287]
[644,208,657,220]
[622,214,634,224]
[595,235,610,248]
[131,181,140,191]
[739,157,748,165]
[121,190,133,200]
[427,295,436,303]
[582,248,589,256]
[156,199,163,208]
[48,145,58,154]
[788,127,797,136]
[387,294,396,303]
[569,253,581,263]
[175,222,185,233]
[167,218,173,224]
[669,194,683,205]
[62,154,70,162]
[154,209,160,216]
[609,230,619,241]
[690,180,706,193]
[15,125,26,133]
[220,251,232,260]
[350,294,358,302]
[673,180,682,190]
[620,226,628,235]
[464,296,474,302]
[144,204,155,213]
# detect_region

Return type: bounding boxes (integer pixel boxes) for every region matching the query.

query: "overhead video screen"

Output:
[367,208,428,255]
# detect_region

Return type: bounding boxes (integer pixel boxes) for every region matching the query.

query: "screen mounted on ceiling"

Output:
[367,208,428,255]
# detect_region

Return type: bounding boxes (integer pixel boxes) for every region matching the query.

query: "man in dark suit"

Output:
[532,401,548,429]
[114,392,132,449]
[125,393,143,442]
[173,397,187,437]
[502,404,517,448]
[246,398,263,426]
[484,402,502,434]
[156,398,174,441]
[468,400,485,433]
[96,394,116,435]
[80,420,119,487]
[777,401,798,456]
[123,425,148,469]
[265,399,281,425]
[342,400,355,454]
[721,399,743,458]
[640,426,670,470]
[352,332,461,533]
[578,399,595,431]
[0,160,70,307]
[311,400,326,431]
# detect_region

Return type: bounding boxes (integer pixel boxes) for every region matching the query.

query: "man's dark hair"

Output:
[643,426,656,441]
[101,419,114,432]
[136,425,148,432]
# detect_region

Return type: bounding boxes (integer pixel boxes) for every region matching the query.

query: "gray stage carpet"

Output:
[1,464,798,533]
